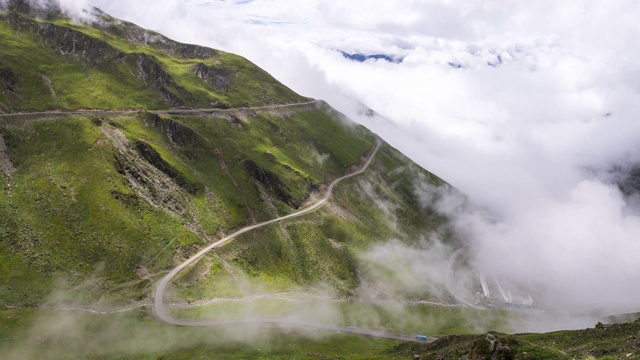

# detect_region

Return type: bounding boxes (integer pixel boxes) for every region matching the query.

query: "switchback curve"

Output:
[152,141,434,343]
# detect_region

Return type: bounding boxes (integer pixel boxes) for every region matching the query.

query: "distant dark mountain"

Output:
[618,166,640,196]
[339,51,403,64]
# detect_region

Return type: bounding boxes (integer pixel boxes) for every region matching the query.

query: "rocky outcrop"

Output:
[0,65,18,111]
[145,113,198,147]
[0,132,16,177]
[0,66,18,93]
[35,21,116,62]
[102,125,189,216]
[101,123,208,244]
[7,13,193,107]
[99,18,217,60]
[130,53,193,107]
[133,140,201,194]
[3,0,62,18]
[405,333,514,360]
[244,159,294,206]
[193,63,231,92]
[173,44,218,60]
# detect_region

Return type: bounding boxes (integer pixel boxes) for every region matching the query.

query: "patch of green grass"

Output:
[2,308,638,359]
[393,332,570,360]
[217,52,303,107]
[169,207,373,302]
[0,308,403,360]
[0,111,451,325]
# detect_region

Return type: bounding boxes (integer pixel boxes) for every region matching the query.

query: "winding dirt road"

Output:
[152,140,433,343]
[0,104,436,343]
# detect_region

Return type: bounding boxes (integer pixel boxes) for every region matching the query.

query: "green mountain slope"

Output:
[0,5,304,112]
[0,105,447,308]
[1,4,638,360]
[0,3,448,311]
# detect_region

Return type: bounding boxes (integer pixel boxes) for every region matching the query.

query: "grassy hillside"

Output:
[1,3,636,360]
[392,318,640,360]
[0,0,451,322]
[0,102,459,359]
[0,306,510,360]
[2,103,428,307]
[0,3,494,360]
[0,97,452,360]
[0,2,450,304]
[0,6,304,112]
[2,307,637,359]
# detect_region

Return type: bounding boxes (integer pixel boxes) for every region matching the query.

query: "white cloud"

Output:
[1,0,95,21]
[48,0,640,315]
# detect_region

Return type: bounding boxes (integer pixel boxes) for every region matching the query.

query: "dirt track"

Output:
[152,140,434,343]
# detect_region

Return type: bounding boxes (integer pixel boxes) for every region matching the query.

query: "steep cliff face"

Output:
[146,113,199,146]
[244,158,295,207]
[129,53,194,107]
[193,63,232,92]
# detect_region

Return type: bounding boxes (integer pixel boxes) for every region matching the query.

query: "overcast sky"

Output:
[41,0,640,313]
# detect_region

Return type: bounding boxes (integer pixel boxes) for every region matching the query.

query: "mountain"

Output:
[2,3,636,360]
[0,5,461,358]
[0,3,449,313]
[339,51,404,64]
[0,2,303,112]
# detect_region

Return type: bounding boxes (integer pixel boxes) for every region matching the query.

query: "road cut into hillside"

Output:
[153,140,435,343]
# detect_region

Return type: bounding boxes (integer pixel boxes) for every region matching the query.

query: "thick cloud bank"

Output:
[28,0,640,313]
